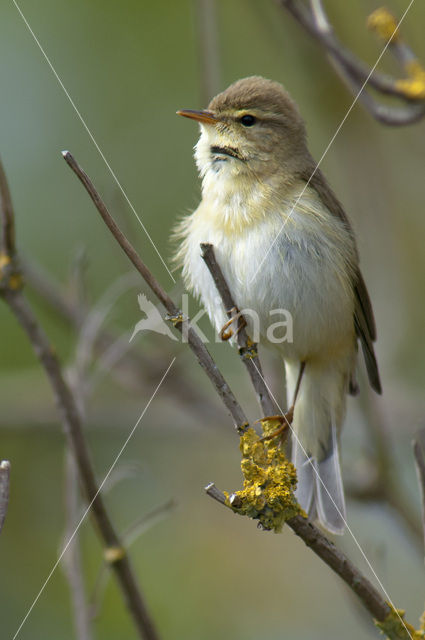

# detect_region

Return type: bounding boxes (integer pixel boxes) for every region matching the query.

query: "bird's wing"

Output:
[353,270,382,393]
[303,167,382,394]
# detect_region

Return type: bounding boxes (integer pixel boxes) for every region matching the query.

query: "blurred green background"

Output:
[1,1,425,638]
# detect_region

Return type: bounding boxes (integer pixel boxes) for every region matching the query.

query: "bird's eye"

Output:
[239,114,257,127]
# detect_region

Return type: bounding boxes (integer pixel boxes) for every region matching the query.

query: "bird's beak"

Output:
[177,109,219,125]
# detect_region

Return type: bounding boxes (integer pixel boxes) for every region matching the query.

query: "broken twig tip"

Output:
[205,482,227,505]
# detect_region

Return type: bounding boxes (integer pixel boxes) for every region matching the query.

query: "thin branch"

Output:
[413,430,425,554]
[0,167,160,640]
[90,499,176,620]
[0,156,15,256]
[1,286,160,640]
[62,151,419,634]
[0,460,11,535]
[21,258,224,424]
[205,483,390,622]
[200,245,416,630]
[62,452,93,640]
[286,515,391,622]
[347,390,423,548]
[332,59,425,125]
[278,1,425,126]
[310,0,330,35]
[201,243,278,417]
[195,0,221,105]
[62,150,248,432]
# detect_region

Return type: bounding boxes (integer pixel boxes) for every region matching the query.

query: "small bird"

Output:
[174,76,381,534]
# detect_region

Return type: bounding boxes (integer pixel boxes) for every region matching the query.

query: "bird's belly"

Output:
[183,214,355,361]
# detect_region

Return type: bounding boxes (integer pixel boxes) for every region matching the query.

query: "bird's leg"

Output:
[219,307,247,341]
[258,412,292,442]
[259,362,306,442]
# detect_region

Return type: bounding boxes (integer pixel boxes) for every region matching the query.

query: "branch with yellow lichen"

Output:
[278,1,425,125]
[59,150,425,639]
[225,421,301,531]
[198,240,423,638]
[3,147,423,639]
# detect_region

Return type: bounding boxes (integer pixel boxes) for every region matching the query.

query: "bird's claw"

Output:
[219,307,247,341]
[257,407,294,442]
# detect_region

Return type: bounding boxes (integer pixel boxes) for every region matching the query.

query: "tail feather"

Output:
[292,441,314,515]
[313,426,346,535]
[293,428,346,534]
[287,359,350,535]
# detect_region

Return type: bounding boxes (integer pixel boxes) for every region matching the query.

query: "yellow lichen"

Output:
[395,60,425,100]
[375,605,425,640]
[367,8,399,42]
[165,312,184,326]
[0,254,23,291]
[8,273,23,290]
[104,546,126,563]
[0,253,11,270]
[224,420,303,532]
[367,9,425,101]
[419,608,425,635]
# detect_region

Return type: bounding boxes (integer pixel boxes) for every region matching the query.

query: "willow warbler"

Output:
[175,76,381,534]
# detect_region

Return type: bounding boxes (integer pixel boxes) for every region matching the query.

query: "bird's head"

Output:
[177,76,309,191]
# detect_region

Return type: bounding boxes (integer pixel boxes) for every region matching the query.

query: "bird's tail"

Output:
[288,360,349,535]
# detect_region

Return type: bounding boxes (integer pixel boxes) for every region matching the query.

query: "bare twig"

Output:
[62,150,248,432]
[1,287,160,640]
[62,452,93,640]
[205,483,390,622]
[90,499,176,620]
[0,156,15,256]
[278,1,425,125]
[195,0,221,104]
[347,391,423,548]
[0,460,11,535]
[0,166,160,640]
[62,150,421,635]
[205,482,227,505]
[201,243,278,417]
[413,430,425,554]
[22,258,223,424]
[285,515,391,622]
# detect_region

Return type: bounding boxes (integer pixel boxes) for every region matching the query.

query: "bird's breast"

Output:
[178,184,356,360]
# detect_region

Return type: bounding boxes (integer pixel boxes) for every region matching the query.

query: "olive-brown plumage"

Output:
[176,76,381,534]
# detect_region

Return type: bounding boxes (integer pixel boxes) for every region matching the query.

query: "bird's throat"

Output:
[200,167,275,233]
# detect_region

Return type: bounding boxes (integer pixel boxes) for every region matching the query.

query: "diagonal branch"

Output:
[0,162,160,640]
[62,150,248,432]
[5,148,415,638]
[1,286,161,640]
[205,483,389,621]
[201,243,278,416]
[62,151,419,636]
[21,258,223,424]
[278,1,425,125]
